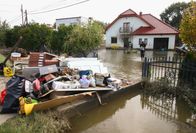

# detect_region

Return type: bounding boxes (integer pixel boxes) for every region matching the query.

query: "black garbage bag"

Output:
[1,75,25,113]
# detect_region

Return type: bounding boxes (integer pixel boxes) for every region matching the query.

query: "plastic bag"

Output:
[25,80,33,93]
[1,75,25,113]
[33,79,41,91]
[0,88,6,105]
[88,76,96,87]
[79,70,93,78]
[79,75,90,88]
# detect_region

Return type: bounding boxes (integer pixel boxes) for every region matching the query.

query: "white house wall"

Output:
[133,35,176,49]
[56,17,88,29]
[56,18,80,29]
[106,17,149,47]
[80,17,89,25]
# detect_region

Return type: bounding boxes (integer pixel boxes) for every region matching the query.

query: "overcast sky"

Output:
[0,0,191,26]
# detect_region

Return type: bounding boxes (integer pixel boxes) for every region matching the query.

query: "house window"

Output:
[123,22,130,29]
[144,38,148,44]
[123,22,130,32]
[111,37,117,43]
[139,38,142,45]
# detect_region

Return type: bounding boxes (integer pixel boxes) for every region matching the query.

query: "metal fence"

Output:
[142,56,196,87]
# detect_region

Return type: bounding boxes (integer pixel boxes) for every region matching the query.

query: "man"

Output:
[126,41,133,54]
[139,41,146,59]
[129,41,133,49]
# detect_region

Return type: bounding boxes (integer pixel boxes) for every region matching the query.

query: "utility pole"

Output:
[21,4,24,25]
[25,10,28,25]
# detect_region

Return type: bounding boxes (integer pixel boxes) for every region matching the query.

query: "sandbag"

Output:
[1,75,25,113]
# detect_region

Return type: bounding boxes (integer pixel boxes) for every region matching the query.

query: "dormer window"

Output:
[123,22,130,32]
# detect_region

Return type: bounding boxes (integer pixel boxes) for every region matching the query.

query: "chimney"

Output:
[139,12,142,16]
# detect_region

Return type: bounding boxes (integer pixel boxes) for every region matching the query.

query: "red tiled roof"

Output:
[119,9,137,16]
[106,9,179,35]
[133,14,179,35]
[106,9,137,31]
[106,9,155,31]
[132,27,153,34]
[106,9,153,30]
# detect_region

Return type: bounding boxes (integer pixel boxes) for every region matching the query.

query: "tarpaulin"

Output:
[1,75,25,113]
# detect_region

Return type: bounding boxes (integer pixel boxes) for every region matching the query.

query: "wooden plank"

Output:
[53,87,114,92]
[39,90,54,98]
[33,91,94,111]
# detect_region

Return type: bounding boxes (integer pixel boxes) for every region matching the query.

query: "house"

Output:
[55,16,89,29]
[105,9,179,50]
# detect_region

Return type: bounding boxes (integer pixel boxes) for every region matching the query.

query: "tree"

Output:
[5,26,21,47]
[65,22,104,57]
[0,20,10,47]
[50,25,74,55]
[5,23,52,51]
[21,23,52,51]
[160,2,189,29]
[93,20,108,31]
[179,1,196,48]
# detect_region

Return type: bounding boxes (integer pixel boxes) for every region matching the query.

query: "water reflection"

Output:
[141,94,177,121]
[70,88,141,133]
[141,93,196,132]
[71,91,196,133]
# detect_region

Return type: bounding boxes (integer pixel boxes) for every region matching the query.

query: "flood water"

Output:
[98,49,142,81]
[70,49,196,133]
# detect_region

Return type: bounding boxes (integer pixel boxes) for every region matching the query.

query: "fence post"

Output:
[142,57,148,78]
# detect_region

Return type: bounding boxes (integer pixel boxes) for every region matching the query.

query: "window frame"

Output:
[139,38,142,44]
[111,37,117,43]
[144,38,148,44]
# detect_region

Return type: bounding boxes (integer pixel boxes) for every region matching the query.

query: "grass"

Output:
[0,110,71,133]
[0,54,5,63]
[0,53,12,66]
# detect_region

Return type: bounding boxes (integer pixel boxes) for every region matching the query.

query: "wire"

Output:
[0,10,14,13]
[30,0,89,14]
[29,0,69,13]
[8,17,21,25]
[29,0,90,15]
[0,4,20,7]
[7,15,21,24]
[5,0,90,25]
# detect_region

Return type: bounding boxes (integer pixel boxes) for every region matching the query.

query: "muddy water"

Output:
[70,49,196,133]
[97,49,142,81]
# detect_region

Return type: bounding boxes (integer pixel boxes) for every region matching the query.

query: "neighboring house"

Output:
[55,16,89,29]
[106,9,179,50]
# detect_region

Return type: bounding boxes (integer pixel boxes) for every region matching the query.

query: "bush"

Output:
[111,44,120,49]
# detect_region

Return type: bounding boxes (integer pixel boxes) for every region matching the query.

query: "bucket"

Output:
[3,67,14,77]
